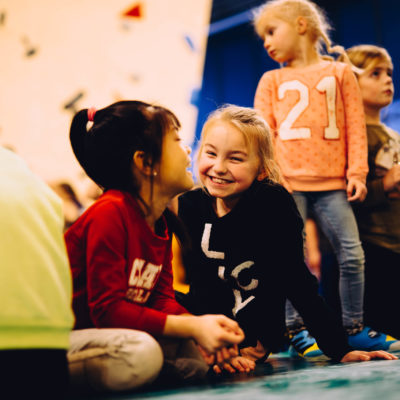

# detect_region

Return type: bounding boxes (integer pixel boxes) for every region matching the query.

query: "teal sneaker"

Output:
[289,329,329,360]
[348,327,400,351]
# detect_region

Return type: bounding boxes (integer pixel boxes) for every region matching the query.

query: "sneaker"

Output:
[289,329,329,360]
[348,326,400,351]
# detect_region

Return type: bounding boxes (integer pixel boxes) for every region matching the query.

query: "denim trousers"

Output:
[286,190,365,330]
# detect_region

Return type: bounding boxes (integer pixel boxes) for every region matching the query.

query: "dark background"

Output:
[195,0,400,142]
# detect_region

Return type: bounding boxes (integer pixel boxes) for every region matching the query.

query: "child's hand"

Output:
[347,178,367,202]
[198,344,238,365]
[240,340,269,362]
[193,315,244,354]
[383,164,400,193]
[341,350,398,362]
[213,355,256,374]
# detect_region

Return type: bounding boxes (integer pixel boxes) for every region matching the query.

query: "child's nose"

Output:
[385,74,393,83]
[185,145,191,155]
[214,158,227,173]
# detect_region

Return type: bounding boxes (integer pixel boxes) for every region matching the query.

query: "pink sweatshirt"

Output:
[254,61,368,191]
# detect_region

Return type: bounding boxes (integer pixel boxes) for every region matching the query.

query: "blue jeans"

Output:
[286,190,365,330]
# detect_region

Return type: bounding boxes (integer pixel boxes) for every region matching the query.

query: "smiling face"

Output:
[262,14,301,64]
[198,121,261,213]
[357,60,394,113]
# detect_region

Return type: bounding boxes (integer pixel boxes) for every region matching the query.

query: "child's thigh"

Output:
[68,328,163,392]
[313,191,360,244]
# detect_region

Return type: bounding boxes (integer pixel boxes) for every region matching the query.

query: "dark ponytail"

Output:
[69,109,94,182]
[69,100,180,194]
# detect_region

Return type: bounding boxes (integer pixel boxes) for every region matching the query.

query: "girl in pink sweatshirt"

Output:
[253,0,400,358]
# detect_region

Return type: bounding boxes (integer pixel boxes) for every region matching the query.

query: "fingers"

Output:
[213,356,256,375]
[217,315,243,334]
[216,347,231,364]
[347,183,355,199]
[198,346,215,365]
[216,318,245,346]
[213,362,235,374]
[341,351,369,362]
[221,363,236,374]
[213,364,222,374]
[231,357,256,373]
[347,180,367,202]
[368,350,398,360]
[214,349,236,374]
[341,350,398,363]
[230,358,246,373]
[358,353,371,361]
[347,183,360,201]
[228,344,239,358]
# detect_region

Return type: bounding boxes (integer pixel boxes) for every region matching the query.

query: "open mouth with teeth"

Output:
[209,176,234,184]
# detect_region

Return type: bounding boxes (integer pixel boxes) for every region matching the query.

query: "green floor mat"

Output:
[68,350,400,399]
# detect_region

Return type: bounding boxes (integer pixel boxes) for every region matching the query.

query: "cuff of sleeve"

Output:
[138,309,168,337]
[347,173,367,185]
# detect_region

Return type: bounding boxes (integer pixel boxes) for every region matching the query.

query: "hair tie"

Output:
[87,107,97,122]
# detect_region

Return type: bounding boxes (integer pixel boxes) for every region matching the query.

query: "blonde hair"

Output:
[253,0,346,60]
[196,105,282,184]
[339,44,393,76]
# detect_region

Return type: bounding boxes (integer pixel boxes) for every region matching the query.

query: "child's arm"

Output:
[341,64,369,195]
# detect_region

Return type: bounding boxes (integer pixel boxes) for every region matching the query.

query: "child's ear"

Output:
[296,16,307,35]
[133,151,154,176]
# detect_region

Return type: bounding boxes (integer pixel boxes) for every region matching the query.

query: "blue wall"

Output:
[195,0,400,142]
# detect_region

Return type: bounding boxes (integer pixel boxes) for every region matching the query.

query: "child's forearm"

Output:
[163,314,197,339]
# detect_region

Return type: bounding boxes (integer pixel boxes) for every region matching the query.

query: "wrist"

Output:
[163,314,197,339]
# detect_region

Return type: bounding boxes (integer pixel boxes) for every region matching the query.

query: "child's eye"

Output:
[264,28,274,37]
[206,151,216,157]
[230,157,243,162]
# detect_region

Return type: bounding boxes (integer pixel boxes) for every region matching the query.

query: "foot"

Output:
[289,329,329,360]
[348,326,400,351]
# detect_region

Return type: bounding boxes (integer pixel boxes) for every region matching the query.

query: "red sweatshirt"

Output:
[65,190,187,336]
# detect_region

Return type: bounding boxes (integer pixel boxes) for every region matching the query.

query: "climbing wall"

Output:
[0,0,211,187]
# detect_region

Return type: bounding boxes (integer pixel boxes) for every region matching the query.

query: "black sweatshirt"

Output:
[178,180,351,360]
